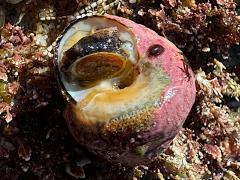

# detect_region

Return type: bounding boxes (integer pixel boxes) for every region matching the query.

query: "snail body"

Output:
[55,15,196,166]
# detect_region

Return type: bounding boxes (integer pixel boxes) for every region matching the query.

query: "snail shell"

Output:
[55,15,196,166]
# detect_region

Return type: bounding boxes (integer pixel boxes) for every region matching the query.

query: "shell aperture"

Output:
[57,17,138,102]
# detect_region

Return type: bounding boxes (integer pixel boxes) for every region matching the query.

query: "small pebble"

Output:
[129,0,136,3]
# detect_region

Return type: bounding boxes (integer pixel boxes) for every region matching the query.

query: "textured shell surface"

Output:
[55,15,196,166]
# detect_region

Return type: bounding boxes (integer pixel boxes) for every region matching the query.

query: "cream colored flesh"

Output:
[74,63,169,126]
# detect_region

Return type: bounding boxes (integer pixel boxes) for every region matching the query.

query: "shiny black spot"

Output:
[148,44,164,57]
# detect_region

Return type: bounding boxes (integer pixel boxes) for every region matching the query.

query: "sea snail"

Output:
[55,15,196,166]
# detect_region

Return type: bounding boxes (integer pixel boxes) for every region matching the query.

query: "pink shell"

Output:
[63,15,196,166]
